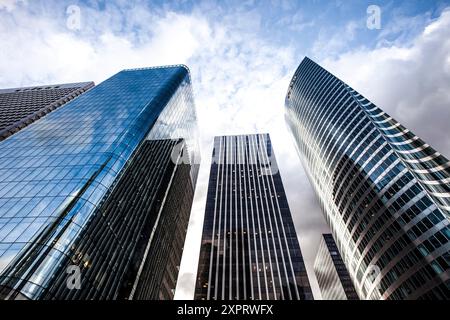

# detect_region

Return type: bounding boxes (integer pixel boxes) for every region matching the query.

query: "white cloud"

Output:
[276,10,315,32]
[376,9,432,46]
[0,0,25,12]
[0,4,211,86]
[321,8,450,158]
[312,19,363,59]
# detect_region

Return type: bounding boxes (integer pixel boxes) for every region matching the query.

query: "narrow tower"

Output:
[195,133,313,300]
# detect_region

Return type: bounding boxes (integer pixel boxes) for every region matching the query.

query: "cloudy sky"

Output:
[1,0,449,299]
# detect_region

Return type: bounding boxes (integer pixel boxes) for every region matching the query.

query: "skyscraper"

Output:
[285,57,450,299]
[0,82,94,141]
[0,65,200,300]
[314,234,359,300]
[195,133,313,300]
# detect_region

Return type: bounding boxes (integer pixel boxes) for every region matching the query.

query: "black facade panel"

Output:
[195,133,313,300]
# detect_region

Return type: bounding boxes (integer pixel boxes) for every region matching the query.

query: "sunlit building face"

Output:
[285,57,450,300]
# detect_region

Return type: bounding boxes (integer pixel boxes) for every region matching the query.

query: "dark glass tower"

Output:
[285,57,450,299]
[0,82,94,141]
[0,65,200,300]
[195,133,313,300]
[314,234,359,300]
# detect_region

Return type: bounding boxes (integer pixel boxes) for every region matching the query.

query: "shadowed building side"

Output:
[195,134,313,300]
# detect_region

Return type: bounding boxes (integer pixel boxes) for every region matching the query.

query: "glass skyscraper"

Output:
[0,82,94,141]
[0,65,200,300]
[195,134,313,300]
[314,234,359,300]
[285,57,450,299]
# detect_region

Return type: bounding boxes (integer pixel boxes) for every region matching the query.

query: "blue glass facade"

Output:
[0,65,200,299]
[0,82,94,141]
[286,57,450,299]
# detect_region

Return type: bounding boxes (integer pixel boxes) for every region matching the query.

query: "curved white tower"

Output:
[285,57,450,300]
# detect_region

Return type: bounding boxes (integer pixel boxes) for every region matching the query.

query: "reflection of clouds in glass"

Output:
[147,78,201,178]
[15,218,47,243]
[26,247,64,296]
[0,66,199,298]
[0,247,20,273]
[32,109,99,155]
[32,198,52,216]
